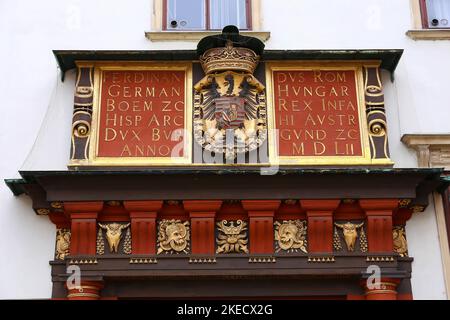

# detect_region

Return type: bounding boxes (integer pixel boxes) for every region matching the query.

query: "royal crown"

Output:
[197,25,264,75]
[200,41,259,74]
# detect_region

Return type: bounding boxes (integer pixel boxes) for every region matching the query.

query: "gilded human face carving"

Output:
[157,220,190,254]
[274,220,307,253]
[165,223,187,251]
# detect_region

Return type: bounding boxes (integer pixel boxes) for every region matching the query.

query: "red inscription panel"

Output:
[97,70,186,158]
[273,69,363,157]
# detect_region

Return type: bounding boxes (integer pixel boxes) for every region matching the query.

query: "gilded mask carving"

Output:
[216,220,249,254]
[274,220,307,253]
[157,220,190,254]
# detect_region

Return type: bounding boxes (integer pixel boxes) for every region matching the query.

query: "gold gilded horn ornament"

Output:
[194,26,267,160]
[98,223,130,253]
[334,222,364,252]
[157,220,190,254]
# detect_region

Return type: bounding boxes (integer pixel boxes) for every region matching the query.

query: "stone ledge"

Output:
[145,31,271,42]
[406,29,450,40]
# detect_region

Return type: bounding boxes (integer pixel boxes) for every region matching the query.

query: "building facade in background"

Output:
[1,0,450,299]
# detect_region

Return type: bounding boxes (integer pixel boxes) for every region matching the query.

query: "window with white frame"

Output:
[420,0,450,28]
[165,0,251,30]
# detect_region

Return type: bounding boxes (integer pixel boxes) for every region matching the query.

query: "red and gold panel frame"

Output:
[265,61,392,166]
[69,61,192,167]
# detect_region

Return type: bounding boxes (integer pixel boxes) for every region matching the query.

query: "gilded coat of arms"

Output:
[194,27,267,159]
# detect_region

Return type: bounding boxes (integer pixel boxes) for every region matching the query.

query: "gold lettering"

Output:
[278,99,288,112]
[144,101,153,111]
[135,87,142,97]
[162,101,171,112]
[174,101,184,112]
[279,115,294,126]
[105,113,117,126]
[174,115,183,126]
[105,128,117,141]
[278,85,289,97]
[147,114,160,126]
[108,84,120,97]
[152,128,160,141]
[292,142,305,155]
[106,99,115,112]
[313,142,326,155]
[120,144,132,156]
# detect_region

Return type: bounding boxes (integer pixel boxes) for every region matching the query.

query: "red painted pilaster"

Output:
[360,199,398,253]
[65,202,103,255]
[362,278,400,300]
[300,200,340,253]
[124,201,163,255]
[242,200,280,254]
[66,281,104,300]
[184,200,222,255]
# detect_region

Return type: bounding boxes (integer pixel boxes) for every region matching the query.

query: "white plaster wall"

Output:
[407,195,447,300]
[0,0,449,298]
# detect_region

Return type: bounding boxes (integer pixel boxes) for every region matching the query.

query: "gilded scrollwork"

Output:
[216,220,249,254]
[364,66,390,160]
[157,220,190,254]
[393,226,408,257]
[274,220,307,253]
[70,65,94,161]
[55,229,71,260]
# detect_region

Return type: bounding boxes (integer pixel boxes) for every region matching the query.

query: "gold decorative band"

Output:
[67,292,100,299]
[365,289,397,295]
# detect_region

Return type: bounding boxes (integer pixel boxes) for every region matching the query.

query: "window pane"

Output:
[426,0,450,28]
[167,0,206,30]
[210,0,248,30]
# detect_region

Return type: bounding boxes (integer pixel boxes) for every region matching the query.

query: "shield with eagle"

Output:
[193,71,267,159]
[214,96,245,130]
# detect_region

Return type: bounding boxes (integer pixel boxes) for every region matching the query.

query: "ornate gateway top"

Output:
[64,26,395,167]
[194,26,267,159]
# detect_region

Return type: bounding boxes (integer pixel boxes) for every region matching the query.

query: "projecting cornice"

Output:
[401,134,450,169]
[52,49,403,81]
